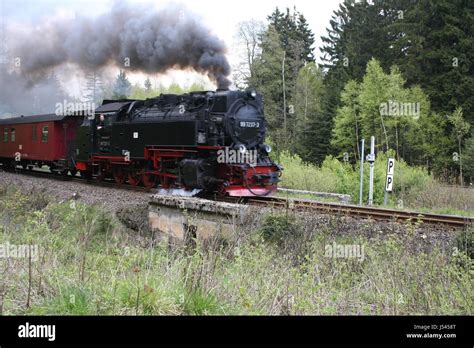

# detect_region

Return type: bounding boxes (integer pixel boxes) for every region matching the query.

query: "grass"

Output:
[0,185,472,315]
[276,151,474,216]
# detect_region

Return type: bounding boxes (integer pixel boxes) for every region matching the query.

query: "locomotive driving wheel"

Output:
[127,172,140,186]
[113,168,125,184]
[96,169,107,181]
[142,173,157,189]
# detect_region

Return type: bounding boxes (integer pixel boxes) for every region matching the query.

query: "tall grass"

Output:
[0,187,471,315]
[276,151,473,214]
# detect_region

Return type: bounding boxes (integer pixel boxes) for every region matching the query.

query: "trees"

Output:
[293,62,325,160]
[266,7,313,104]
[112,70,132,99]
[331,80,360,161]
[242,1,472,182]
[448,107,471,185]
[248,7,316,152]
[394,0,474,126]
[317,0,473,179]
[331,59,447,169]
[463,133,474,185]
[233,19,265,89]
[250,25,286,148]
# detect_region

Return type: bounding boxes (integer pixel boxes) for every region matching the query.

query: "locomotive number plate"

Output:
[239,121,260,128]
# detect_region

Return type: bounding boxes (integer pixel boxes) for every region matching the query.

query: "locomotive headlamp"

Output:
[259,143,271,153]
[247,89,257,99]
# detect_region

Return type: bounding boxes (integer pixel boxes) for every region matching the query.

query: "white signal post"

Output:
[384,158,395,206]
[367,136,375,206]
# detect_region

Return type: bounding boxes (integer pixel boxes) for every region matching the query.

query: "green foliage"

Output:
[0,189,471,315]
[31,286,92,315]
[293,63,328,162]
[112,70,132,99]
[331,80,361,160]
[249,7,316,152]
[277,151,338,192]
[456,228,473,259]
[260,214,299,245]
[278,149,434,206]
[267,7,315,64]
[181,288,224,315]
[463,133,474,182]
[250,25,286,139]
[318,0,474,178]
[395,0,474,126]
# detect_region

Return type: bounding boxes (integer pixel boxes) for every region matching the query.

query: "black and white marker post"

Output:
[384,157,395,206]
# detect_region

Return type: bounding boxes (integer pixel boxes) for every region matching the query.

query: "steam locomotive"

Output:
[0,89,281,196]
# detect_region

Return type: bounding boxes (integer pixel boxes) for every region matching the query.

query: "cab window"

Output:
[105,115,114,127]
[11,128,15,142]
[42,126,49,143]
[3,128,8,142]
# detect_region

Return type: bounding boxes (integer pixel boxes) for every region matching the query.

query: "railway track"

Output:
[213,195,473,229]
[2,167,472,229]
[2,167,153,193]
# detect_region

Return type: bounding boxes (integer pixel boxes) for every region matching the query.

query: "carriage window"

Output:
[42,126,49,143]
[32,125,37,142]
[11,128,15,142]
[3,128,8,142]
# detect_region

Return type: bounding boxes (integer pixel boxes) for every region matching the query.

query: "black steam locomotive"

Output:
[74,89,281,196]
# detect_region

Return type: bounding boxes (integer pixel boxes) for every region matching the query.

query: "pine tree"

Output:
[252,7,316,151]
[293,63,329,164]
[394,0,474,125]
[296,13,315,62]
[112,70,132,99]
[463,132,474,184]
[267,7,315,102]
[250,26,286,148]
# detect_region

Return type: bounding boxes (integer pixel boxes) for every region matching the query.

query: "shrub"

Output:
[276,149,434,206]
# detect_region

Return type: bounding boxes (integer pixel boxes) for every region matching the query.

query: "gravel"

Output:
[0,169,153,211]
[0,169,463,252]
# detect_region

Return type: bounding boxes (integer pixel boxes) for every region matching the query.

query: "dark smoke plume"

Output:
[10,2,231,89]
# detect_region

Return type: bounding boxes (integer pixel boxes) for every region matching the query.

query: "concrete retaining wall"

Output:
[148,195,250,243]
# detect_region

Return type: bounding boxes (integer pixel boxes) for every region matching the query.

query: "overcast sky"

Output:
[1,0,342,90]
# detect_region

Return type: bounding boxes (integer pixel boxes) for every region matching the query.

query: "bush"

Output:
[1,188,471,316]
[277,151,339,192]
[276,149,434,206]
